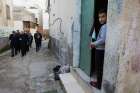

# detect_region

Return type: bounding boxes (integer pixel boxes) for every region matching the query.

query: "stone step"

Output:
[59,73,86,93]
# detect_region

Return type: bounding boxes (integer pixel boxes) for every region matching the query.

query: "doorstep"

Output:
[59,73,86,93]
[71,68,101,93]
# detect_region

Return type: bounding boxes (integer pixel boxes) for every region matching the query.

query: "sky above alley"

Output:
[13,0,47,10]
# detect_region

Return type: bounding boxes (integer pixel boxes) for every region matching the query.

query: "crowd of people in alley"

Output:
[9,30,42,57]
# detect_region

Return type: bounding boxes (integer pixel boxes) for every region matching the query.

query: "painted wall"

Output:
[102,0,140,93]
[49,0,81,66]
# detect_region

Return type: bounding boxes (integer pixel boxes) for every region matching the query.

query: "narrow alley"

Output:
[0,40,64,93]
[0,0,140,93]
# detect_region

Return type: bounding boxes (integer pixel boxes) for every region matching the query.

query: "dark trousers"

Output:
[15,45,20,55]
[36,44,40,52]
[35,41,41,52]
[11,47,15,57]
[91,48,96,75]
[26,45,30,52]
[95,49,105,89]
[21,46,27,57]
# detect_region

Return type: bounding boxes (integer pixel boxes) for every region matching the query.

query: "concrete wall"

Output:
[14,21,23,30]
[102,0,140,93]
[0,37,9,51]
[0,0,14,38]
[49,0,81,66]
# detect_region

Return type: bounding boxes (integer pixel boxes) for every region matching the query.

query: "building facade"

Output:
[0,0,14,52]
[13,6,36,33]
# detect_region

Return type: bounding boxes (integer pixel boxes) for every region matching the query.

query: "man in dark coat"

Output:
[27,32,33,48]
[9,31,16,57]
[15,30,21,55]
[19,31,28,57]
[29,34,33,48]
[34,31,42,52]
[25,32,30,52]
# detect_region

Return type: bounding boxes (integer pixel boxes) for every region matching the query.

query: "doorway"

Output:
[90,0,108,89]
[79,0,108,89]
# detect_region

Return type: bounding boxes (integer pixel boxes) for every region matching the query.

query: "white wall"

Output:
[0,0,14,27]
[13,0,46,10]
[14,21,23,31]
[43,12,49,30]
[49,0,81,66]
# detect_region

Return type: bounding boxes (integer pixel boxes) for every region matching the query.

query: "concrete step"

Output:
[59,73,86,93]
[71,68,101,93]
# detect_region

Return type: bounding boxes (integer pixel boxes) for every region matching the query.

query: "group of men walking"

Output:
[9,30,42,57]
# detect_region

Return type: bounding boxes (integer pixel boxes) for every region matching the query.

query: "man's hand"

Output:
[90,43,95,49]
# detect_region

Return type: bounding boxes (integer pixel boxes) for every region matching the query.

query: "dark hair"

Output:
[98,9,107,14]
[12,31,15,33]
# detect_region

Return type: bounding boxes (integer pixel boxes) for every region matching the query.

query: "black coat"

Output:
[34,32,42,44]
[9,34,16,48]
[19,33,28,48]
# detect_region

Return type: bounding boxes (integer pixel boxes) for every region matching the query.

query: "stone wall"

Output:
[102,0,140,93]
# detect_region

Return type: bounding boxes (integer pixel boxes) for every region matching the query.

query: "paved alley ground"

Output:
[0,40,64,93]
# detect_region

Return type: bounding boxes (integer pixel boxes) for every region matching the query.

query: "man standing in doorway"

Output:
[90,9,107,89]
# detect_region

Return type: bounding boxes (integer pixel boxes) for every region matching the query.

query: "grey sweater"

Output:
[92,24,107,50]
